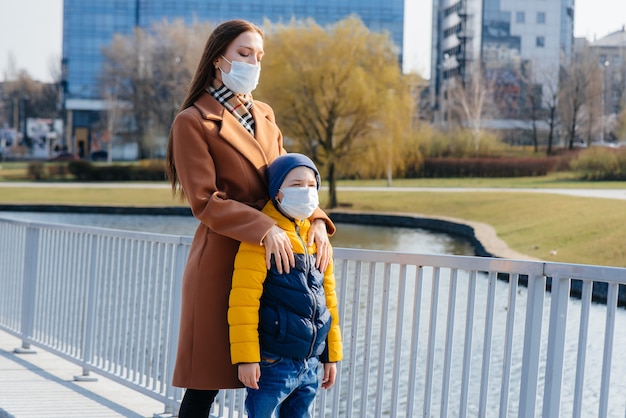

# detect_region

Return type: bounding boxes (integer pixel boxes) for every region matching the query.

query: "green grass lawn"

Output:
[0,162,30,181]
[330,190,626,267]
[0,185,186,206]
[0,177,625,267]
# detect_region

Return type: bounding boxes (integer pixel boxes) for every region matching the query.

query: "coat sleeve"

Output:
[322,257,343,363]
[228,241,268,364]
[171,110,277,245]
[311,207,336,237]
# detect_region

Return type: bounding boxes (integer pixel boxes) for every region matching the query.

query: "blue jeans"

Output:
[245,352,320,418]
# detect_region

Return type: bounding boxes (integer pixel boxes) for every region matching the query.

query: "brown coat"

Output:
[170,91,333,389]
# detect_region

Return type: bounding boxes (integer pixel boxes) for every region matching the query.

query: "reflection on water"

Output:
[0,212,476,256]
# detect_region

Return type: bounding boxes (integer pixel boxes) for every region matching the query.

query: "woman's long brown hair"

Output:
[165,19,264,196]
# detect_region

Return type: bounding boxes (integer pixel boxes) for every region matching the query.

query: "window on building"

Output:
[537,12,546,24]
[536,36,545,47]
[516,11,525,23]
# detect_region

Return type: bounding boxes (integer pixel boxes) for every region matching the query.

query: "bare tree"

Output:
[616,108,626,140]
[1,72,60,146]
[46,55,62,84]
[521,62,561,155]
[560,48,598,149]
[101,19,212,157]
[584,61,603,143]
[102,80,129,164]
[544,76,560,155]
[446,67,494,155]
[517,61,543,152]
[1,52,19,82]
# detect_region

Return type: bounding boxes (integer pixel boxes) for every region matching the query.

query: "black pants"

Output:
[178,389,219,418]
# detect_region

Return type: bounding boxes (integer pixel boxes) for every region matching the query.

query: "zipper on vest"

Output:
[295,221,318,358]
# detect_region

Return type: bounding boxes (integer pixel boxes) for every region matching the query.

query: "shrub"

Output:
[94,165,132,181]
[68,160,95,181]
[129,165,166,181]
[47,163,69,179]
[134,159,167,180]
[419,127,508,158]
[67,160,166,181]
[570,147,626,180]
[549,149,580,172]
[27,161,46,180]
[418,157,558,178]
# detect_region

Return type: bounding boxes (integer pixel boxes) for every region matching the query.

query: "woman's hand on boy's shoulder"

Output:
[262,225,294,274]
[238,363,260,389]
[309,219,332,273]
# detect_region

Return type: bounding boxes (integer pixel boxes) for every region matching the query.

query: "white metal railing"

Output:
[1,217,626,417]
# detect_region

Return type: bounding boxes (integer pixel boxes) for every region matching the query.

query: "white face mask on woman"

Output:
[219,55,261,94]
[277,186,319,220]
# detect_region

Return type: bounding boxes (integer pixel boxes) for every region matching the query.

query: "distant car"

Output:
[48,152,78,162]
[90,150,108,161]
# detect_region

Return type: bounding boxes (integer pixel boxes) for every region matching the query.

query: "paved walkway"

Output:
[334,186,626,200]
[1,182,625,200]
[0,330,168,418]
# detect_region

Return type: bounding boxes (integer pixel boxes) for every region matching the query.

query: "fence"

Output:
[1,217,626,417]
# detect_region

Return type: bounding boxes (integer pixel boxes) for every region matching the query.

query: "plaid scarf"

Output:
[208,79,255,136]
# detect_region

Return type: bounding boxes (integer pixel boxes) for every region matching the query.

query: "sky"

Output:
[1,0,625,83]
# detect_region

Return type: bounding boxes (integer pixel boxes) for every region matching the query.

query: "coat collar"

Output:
[193,91,280,182]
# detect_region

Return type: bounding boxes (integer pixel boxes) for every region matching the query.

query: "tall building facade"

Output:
[61,0,404,155]
[430,0,574,125]
[588,28,626,117]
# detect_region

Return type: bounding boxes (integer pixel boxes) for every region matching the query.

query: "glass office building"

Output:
[61,0,405,153]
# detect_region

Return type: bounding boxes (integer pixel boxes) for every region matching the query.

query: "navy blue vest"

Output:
[258,253,332,360]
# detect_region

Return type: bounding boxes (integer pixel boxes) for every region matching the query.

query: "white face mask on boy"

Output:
[219,55,261,94]
[277,186,319,220]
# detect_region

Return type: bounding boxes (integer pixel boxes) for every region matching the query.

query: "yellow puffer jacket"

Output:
[228,201,343,365]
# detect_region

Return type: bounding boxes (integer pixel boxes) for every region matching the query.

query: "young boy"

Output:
[228,153,343,417]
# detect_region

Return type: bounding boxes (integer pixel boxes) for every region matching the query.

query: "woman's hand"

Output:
[238,363,260,389]
[262,225,294,274]
[321,362,337,389]
[309,219,332,272]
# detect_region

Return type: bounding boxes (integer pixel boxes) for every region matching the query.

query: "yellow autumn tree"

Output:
[256,16,415,208]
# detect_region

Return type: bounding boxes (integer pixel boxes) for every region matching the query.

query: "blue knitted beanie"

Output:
[268,153,320,200]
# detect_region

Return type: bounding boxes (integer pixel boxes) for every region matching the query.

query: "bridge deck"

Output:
[0,329,164,418]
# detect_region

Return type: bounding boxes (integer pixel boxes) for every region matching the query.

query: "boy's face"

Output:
[276,166,318,201]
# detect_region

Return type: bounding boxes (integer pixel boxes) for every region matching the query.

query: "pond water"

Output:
[0,211,476,256]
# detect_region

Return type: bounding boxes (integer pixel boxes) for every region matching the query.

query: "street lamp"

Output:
[19,93,30,147]
[601,59,610,143]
